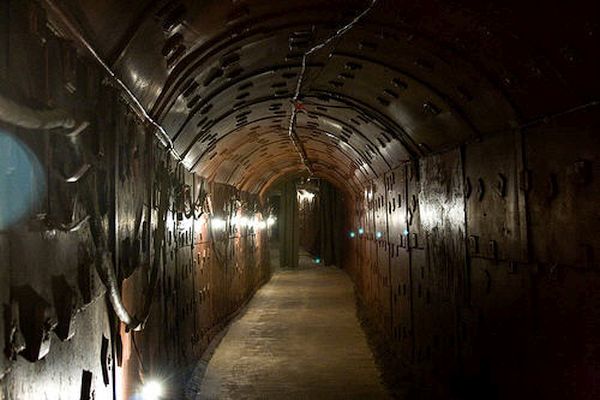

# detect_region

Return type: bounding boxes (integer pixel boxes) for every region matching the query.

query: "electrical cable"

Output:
[42,0,184,164]
[287,0,379,175]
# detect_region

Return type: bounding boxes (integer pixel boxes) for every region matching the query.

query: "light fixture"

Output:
[297,189,315,202]
[140,380,164,400]
[266,216,276,227]
[376,231,383,239]
[314,257,321,264]
[358,227,364,235]
[349,231,356,238]
[252,218,267,230]
[211,217,226,230]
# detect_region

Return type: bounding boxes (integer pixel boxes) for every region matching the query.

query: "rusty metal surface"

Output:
[525,109,600,268]
[53,0,598,200]
[347,126,600,398]
[1,0,599,399]
[465,131,527,263]
[372,176,391,334]
[385,166,413,360]
[0,3,271,398]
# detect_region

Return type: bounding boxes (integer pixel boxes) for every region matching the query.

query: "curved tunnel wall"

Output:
[0,0,598,399]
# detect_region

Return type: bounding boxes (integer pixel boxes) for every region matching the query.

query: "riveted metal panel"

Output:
[418,149,466,375]
[405,160,433,368]
[373,176,391,334]
[465,132,527,263]
[386,165,413,361]
[525,109,599,268]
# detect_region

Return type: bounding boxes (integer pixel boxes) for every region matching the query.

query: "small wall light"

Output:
[140,380,164,400]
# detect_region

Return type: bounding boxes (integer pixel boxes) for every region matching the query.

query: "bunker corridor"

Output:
[0,0,599,399]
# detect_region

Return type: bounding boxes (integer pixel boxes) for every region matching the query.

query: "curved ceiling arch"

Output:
[234,149,364,196]
[60,0,597,198]
[256,165,362,201]
[183,94,406,173]
[219,134,373,187]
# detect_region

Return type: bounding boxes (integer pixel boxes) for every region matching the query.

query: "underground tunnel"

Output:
[0,0,599,398]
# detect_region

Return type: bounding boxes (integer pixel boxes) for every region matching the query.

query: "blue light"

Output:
[349,231,356,238]
[403,228,409,236]
[376,231,383,239]
[314,257,321,264]
[0,132,46,230]
[358,227,364,235]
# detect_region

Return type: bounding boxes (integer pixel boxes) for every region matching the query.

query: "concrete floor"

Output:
[195,257,390,400]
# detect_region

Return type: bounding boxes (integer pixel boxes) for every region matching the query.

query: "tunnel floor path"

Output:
[194,256,390,399]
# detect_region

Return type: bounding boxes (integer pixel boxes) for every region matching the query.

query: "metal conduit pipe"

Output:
[0,93,77,130]
[42,0,183,164]
[0,90,146,331]
[0,1,183,332]
[0,99,169,334]
[98,251,141,329]
[78,157,144,331]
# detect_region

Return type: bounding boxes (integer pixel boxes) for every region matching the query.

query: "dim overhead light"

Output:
[403,228,409,236]
[349,231,356,238]
[314,257,321,264]
[253,219,267,230]
[358,227,364,235]
[231,216,250,228]
[140,380,164,400]
[211,217,226,230]
[297,189,315,202]
[376,231,383,239]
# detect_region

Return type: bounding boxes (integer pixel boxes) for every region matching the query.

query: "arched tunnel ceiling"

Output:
[57,0,599,195]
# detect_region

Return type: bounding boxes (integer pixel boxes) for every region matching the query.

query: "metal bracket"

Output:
[495,173,507,197]
[464,177,472,198]
[476,178,485,201]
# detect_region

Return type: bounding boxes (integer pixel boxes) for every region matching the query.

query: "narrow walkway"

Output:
[195,262,390,399]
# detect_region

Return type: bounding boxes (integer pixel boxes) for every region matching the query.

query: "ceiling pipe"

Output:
[41,0,184,165]
[0,93,76,130]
